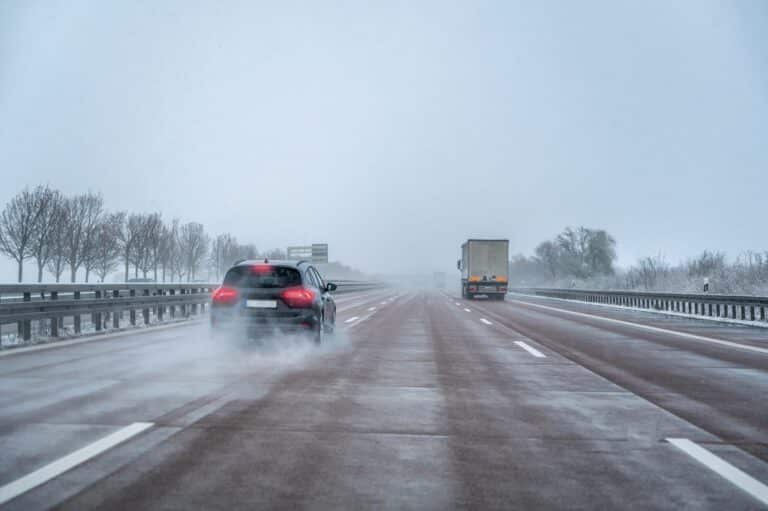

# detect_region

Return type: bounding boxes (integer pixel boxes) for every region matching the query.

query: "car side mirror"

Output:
[325,282,337,292]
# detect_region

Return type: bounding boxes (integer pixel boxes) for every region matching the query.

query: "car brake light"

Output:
[212,286,239,305]
[250,264,273,274]
[280,286,315,308]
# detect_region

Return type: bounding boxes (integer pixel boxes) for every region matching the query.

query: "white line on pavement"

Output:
[667,438,768,506]
[367,307,376,312]
[512,299,768,355]
[514,341,546,358]
[455,302,461,306]
[480,318,493,325]
[344,317,359,324]
[463,308,471,312]
[0,422,154,505]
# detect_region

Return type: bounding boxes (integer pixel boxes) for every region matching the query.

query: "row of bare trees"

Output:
[0,186,273,283]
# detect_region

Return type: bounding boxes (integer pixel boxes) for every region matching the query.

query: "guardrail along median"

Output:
[0,280,385,346]
[511,288,768,324]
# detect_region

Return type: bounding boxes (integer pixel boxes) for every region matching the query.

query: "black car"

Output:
[210,260,337,343]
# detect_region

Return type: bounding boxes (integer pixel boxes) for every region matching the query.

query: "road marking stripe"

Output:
[0,422,154,505]
[480,318,493,325]
[667,438,768,505]
[514,341,546,358]
[512,299,768,355]
[380,301,387,305]
[367,307,376,312]
[463,308,471,312]
[344,316,359,323]
[455,302,461,306]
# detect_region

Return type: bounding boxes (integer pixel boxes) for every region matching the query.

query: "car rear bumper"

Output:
[210,309,318,336]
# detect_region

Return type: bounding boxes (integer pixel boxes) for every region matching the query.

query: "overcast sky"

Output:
[1,1,767,280]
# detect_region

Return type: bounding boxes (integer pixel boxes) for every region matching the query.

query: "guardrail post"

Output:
[191,288,198,315]
[50,291,58,337]
[142,289,150,325]
[73,291,81,334]
[130,289,136,326]
[169,289,176,318]
[157,289,164,322]
[17,292,32,341]
[93,290,102,331]
[113,290,120,328]
[761,306,765,322]
[750,305,755,322]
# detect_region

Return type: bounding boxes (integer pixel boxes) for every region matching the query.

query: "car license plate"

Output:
[246,300,277,309]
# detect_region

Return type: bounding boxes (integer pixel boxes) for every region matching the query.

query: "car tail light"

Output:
[469,286,477,292]
[499,287,507,293]
[212,286,239,305]
[280,286,315,308]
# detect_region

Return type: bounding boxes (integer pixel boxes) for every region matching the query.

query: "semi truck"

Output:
[457,239,509,300]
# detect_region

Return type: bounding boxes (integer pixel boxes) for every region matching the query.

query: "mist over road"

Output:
[1,288,767,510]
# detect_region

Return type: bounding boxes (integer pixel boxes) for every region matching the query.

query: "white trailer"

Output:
[457,239,509,300]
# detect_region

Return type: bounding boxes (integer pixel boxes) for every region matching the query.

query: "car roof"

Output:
[231,259,308,269]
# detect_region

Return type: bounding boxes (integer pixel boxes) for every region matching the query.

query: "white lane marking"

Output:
[344,316,359,324]
[367,307,376,312]
[480,318,493,325]
[463,308,471,312]
[0,422,154,505]
[455,302,461,306]
[514,341,546,358]
[512,299,768,355]
[667,438,768,506]
[380,301,387,305]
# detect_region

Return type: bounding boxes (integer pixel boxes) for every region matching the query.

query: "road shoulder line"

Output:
[0,422,154,505]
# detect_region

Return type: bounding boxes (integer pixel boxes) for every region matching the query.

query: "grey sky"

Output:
[1,1,767,280]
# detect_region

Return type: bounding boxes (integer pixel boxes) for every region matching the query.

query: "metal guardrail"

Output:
[0,280,385,344]
[511,288,768,323]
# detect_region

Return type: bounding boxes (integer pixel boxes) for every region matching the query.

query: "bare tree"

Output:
[534,240,560,280]
[28,186,64,282]
[209,233,240,280]
[62,193,104,282]
[116,213,144,282]
[157,221,175,282]
[92,213,124,282]
[45,212,69,283]
[0,186,50,282]
[167,220,185,282]
[140,213,163,280]
[179,222,209,282]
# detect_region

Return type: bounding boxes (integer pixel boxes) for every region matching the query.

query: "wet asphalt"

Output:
[1,289,767,510]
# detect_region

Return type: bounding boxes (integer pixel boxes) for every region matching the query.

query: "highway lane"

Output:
[0,290,766,509]
[464,293,768,465]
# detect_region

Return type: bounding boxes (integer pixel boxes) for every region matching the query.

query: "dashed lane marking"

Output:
[480,318,493,325]
[514,341,546,358]
[344,317,359,324]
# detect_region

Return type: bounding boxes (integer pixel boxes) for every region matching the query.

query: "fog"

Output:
[1,1,767,281]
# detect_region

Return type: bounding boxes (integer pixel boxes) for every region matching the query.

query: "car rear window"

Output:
[223,265,302,288]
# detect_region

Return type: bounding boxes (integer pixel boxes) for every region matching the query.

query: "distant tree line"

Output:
[508,227,618,285]
[509,226,768,294]
[0,185,285,283]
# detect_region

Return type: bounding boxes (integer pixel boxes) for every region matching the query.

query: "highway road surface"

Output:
[1,289,767,510]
